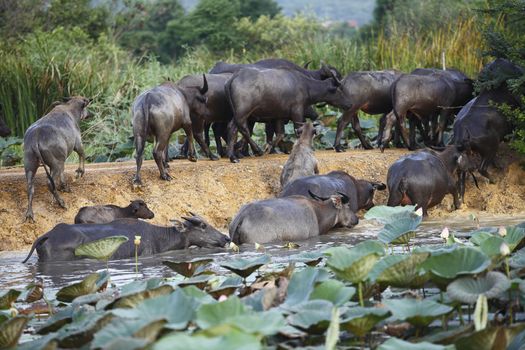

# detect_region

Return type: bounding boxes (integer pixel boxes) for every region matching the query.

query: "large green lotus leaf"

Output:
[378,213,422,245]
[384,298,453,327]
[220,255,270,278]
[479,236,506,259]
[0,313,6,324]
[422,247,490,280]
[364,205,417,223]
[504,226,525,251]
[106,285,174,310]
[111,288,198,330]
[369,253,429,288]
[508,327,525,350]
[289,251,324,266]
[419,324,473,345]
[447,271,511,304]
[74,235,128,260]
[284,267,330,307]
[55,272,103,303]
[200,310,286,337]
[509,247,525,269]
[340,307,391,338]
[37,306,75,334]
[454,323,525,350]
[309,279,355,306]
[19,280,44,303]
[180,286,215,305]
[162,257,213,277]
[153,330,262,350]
[208,277,243,299]
[55,310,114,348]
[0,315,30,349]
[177,274,214,290]
[98,337,149,350]
[72,289,115,308]
[92,318,166,349]
[286,300,334,334]
[0,289,21,309]
[325,241,385,283]
[119,278,164,296]
[16,333,59,350]
[414,244,458,255]
[469,232,493,246]
[378,337,455,350]
[196,296,246,329]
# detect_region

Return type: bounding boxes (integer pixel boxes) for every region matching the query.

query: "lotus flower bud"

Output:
[500,242,510,256]
[10,307,18,317]
[255,242,265,251]
[415,207,423,217]
[440,227,450,240]
[218,295,228,302]
[134,235,141,246]
[229,241,239,253]
[498,226,507,237]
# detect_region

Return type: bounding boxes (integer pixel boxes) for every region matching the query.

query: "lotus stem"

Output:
[458,305,464,325]
[505,257,510,278]
[135,245,139,279]
[358,282,364,307]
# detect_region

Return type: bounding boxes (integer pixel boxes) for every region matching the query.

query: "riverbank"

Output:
[1,147,524,251]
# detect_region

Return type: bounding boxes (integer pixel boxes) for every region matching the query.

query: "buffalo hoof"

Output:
[209,154,220,161]
[230,156,240,163]
[75,168,85,179]
[57,199,66,209]
[363,143,374,150]
[164,162,170,169]
[24,213,35,223]
[160,173,172,181]
[188,155,198,162]
[132,177,143,187]
[334,145,346,153]
[379,145,386,153]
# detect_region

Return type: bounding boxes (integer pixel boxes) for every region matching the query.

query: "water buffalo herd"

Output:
[15,57,524,262]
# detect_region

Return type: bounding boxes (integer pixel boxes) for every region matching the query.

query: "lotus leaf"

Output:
[55,272,104,302]
[106,285,174,309]
[384,298,453,327]
[92,318,166,349]
[196,296,247,329]
[447,271,510,304]
[479,236,506,259]
[162,257,213,277]
[369,253,429,288]
[74,235,128,260]
[290,251,324,266]
[112,289,198,330]
[177,274,213,290]
[220,255,270,278]
[421,247,490,288]
[325,241,385,283]
[0,289,21,309]
[55,310,114,348]
[19,280,44,303]
[340,307,391,337]
[419,324,473,345]
[509,247,525,269]
[37,306,75,334]
[309,279,355,306]
[378,337,455,350]
[71,289,115,308]
[208,276,243,299]
[200,310,286,337]
[454,323,525,350]
[469,232,493,246]
[153,330,262,350]
[378,213,422,245]
[284,267,330,306]
[16,333,59,350]
[99,337,149,350]
[508,328,525,350]
[0,315,30,349]
[364,205,417,223]
[180,285,215,305]
[504,226,525,251]
[119,278,165,296]
[287,300,334,333]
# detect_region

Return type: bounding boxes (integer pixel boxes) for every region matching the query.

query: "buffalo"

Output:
[280,122,319,188]
[74,199,155,224]
[386,145,470,216]
[225,66,352,163]
[280,170,386,212]
[24,97,91,222]
[132,76,208,185]
[229,192,359,244]
[22,213,230,262]
[453,58,524,187]
[334,70,401,151]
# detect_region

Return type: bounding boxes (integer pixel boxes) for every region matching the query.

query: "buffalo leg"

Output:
[351,113,373,150]
[211,122,226,157]
[379,111,396,152]
[182,124,197,162]
[49,166,66,208]
[193,120,219,161]
[435,110,453,146]
[226,119,240,163]
[237,120,263,157]
[74,142,85,179]
[334,108,356,152]
[153,136,171,181]
[133,135,146,186]
[24,160,38,222]
[396,114,412,150]
[408,117,417,149]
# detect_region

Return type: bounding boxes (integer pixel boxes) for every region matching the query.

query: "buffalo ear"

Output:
[170,219,187,232]
[330,196,343,209]
[372,182,387,191]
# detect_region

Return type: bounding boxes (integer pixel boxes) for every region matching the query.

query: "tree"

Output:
[239,0,281,20]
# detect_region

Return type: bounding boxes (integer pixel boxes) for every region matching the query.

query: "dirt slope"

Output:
[1,148,524,251]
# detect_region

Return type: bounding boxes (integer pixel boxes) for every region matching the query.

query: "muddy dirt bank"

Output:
[1,148,524,251]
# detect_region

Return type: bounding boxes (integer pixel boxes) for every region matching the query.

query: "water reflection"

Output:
[1,215,523,299]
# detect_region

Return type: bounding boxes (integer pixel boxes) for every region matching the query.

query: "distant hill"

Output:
[179,0,376,26]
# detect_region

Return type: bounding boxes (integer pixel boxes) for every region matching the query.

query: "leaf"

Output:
[325,307,339,350]
[162,257,213,277]
[177,274,214,290]
[510,247,525,269]
[473,294,488,331]
[92,318,166,349]
[55,272,102,303]
[196,296,246,329]
[369,253,429,288]
[340,307,391,338]
[309,279,355,306]
[0,315,30,349]
[220,255,270,278]
[74,235,128,261]
[446,271,511,304]
[153,330,262,350]
[106,281,174,310]
[325,241,385,283]
[289,251,324,266]
[284,267,330,307]
[55,310,114,348]
[479,236,506,259]
[287,300,334,334]
[364,205,417,223]
[37,306,75,334]
[0,290,21,310]
[454,324,525,350]
[469,232,493,246]
[378,337,455,350]
[378,213,422,245]
[16,333,59,350]
[384,298,453,327]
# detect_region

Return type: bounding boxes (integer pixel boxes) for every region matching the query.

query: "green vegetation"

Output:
[0,0,522,167]
[3,208,525,348]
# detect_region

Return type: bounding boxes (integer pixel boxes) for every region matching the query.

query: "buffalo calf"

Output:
[74,199,155,224]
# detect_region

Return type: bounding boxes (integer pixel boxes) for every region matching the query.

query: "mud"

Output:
[0,147,524,251]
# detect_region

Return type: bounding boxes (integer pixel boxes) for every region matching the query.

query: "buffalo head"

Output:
[172,213,230,249]
[129,199,155,220]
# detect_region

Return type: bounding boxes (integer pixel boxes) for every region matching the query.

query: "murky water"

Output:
[1,215,524,300]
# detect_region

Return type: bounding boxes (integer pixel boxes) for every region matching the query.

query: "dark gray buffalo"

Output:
[132,76,208,186]
[280,122,319,188]
[280,170,386,212]
[22,213,230,262]
[24,97,91,222]
[229,192,359,244]
[453,58,524,187]
[381,69,473,150]
[225,67,352,163]
[333,70,401,151]
[0,115,11,137]
[386,145,470,216]
[74,199,155,224]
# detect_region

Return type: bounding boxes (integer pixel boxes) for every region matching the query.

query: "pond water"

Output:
[1,215,524,300]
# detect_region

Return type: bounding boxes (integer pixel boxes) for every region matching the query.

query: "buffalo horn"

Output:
[336,192,350,204]
[308,190,329,201]
[303,60,312,69]
[181,215,203,226]
[199,74,208,95]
